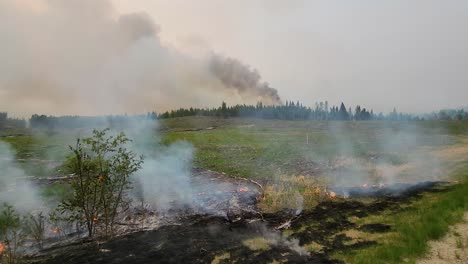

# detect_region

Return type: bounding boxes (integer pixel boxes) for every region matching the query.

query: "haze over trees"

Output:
[0,113,26,130]
[1,101,468,131]
[157,101,465,122]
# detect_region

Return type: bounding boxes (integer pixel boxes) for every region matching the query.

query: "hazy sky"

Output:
[114,0,468,113]
[1,0,467,116]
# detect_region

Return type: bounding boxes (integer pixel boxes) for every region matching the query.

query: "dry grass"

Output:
[339,229,390,245]
[259,175,334,212]
[432,136,468,163]
[303,242,324,253]
[211,252,231,264]
[242,237,271,251]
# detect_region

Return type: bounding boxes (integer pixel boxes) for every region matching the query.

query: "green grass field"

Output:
[1,117,467,263]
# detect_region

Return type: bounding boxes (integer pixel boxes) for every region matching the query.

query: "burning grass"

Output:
[259,175,336,213]
[16,172,463,264]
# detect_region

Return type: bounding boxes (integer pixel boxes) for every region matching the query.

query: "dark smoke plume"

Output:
[0,0,281,117]
[209,54,281,104]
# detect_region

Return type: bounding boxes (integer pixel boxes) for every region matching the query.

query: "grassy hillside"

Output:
[1,117,467,263]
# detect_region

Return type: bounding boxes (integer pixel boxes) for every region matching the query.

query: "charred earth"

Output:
[24,171,451,264]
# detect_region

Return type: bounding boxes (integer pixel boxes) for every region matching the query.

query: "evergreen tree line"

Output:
[1,102,468,130]
[159,101,412,121]
[0,112,27,129]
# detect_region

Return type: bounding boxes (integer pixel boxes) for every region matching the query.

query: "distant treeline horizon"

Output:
[1,101,467,130]
[158,101,468,122]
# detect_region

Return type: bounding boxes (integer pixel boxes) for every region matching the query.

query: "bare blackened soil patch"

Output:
[26,179,451,263]
[358,223,391,233]
[288,182,453,254]
[28,217,335,264]
[287,201,370,252]
[331,181,451,198]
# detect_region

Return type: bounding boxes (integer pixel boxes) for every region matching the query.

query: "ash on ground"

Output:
[108,168,263,235]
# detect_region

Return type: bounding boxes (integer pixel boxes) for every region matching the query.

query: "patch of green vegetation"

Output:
[1,135,41,159]
[162,127,310,179]
[421,120,468,135]
[0,132,77,177]
[40,183,73,201]
[157,119,465,181]
[334,163,468,264]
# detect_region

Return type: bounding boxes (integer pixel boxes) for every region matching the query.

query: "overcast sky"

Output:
[1,0,467,116]
[114,0,468,113]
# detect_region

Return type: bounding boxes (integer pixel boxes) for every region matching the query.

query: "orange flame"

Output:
[328,191,336,199]
[93,217,98,223]
[98,175,105,182]
[0,242,4,253]
[238,187,249,192]
[51,227,59,234]
[314,187,321,195]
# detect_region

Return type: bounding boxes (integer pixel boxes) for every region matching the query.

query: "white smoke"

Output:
[325,122,450,188]
[0,142,44,213]
[133,141,195,210]
[0,0,280,117]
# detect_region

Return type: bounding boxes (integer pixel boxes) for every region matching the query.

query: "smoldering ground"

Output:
[0,0,281,117]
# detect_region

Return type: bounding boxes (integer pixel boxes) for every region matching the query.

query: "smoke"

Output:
[86,118,205,212]
[0,142,44,213]
[0,0,281,117]
[209,54,281,104]
[257,224,309,257]
[324,122,450,188]
[132,139,195,210]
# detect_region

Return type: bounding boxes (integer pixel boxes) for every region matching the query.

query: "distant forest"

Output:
[160,101,381,121]
[158,101,468,121]
[1,101,467,130]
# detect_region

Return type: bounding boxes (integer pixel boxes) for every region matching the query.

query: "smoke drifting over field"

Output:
[0,142,44,213]
[0,0,280,117]
[122,120,196,210]
[325,122,449,189]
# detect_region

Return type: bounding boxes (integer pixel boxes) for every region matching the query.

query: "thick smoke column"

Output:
[0,0,281,117]
[209,54,281,104]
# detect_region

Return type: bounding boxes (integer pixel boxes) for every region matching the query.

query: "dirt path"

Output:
[417,212,468,264]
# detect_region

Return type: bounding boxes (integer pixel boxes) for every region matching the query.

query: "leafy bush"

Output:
[22,212,46,249]
[58,129,143,238]
[0,204,24,264]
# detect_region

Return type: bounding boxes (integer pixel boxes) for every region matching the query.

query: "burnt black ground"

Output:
[28,217,334,264]
[25,182,451,264]
[330,181,451,198]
